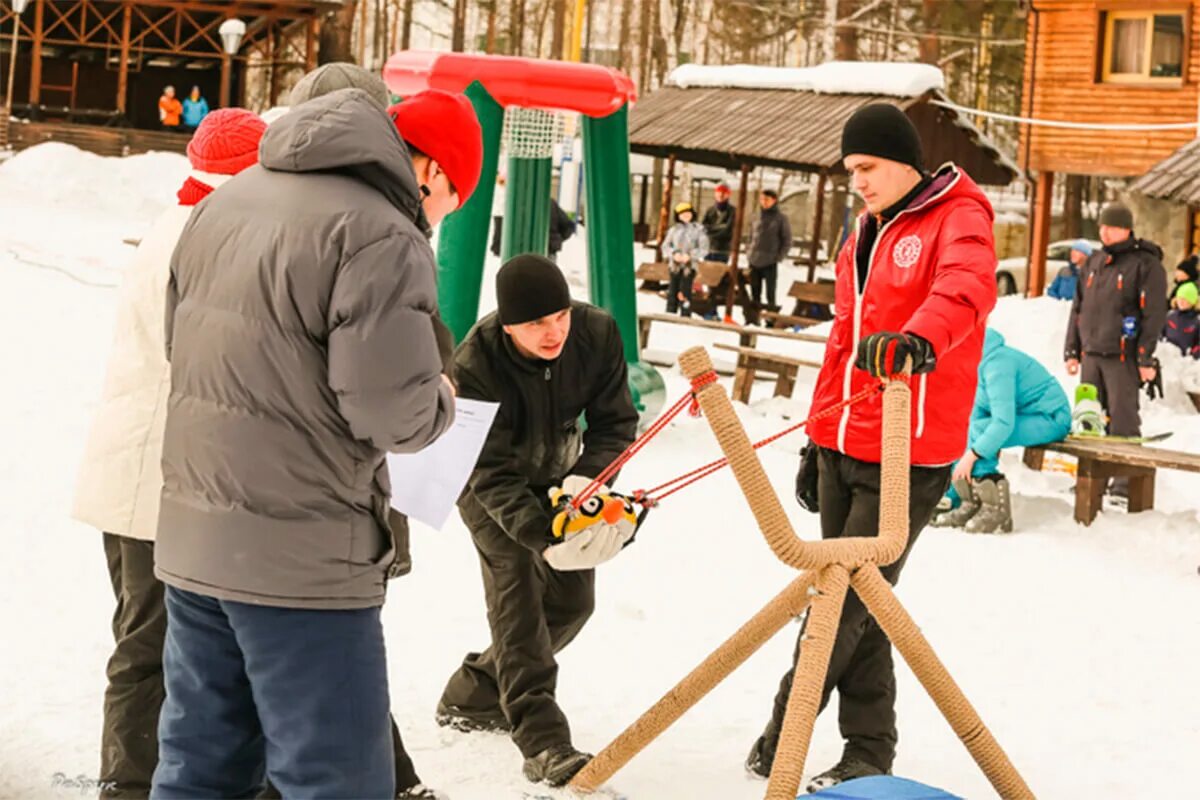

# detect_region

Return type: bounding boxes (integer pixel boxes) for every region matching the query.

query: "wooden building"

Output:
[0,0,334,152]
[1021,0,1199,293]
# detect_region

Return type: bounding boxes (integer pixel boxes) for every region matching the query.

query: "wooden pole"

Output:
[115,2,132,115]
[654,153,675,263]
[5,3,21,116]
[29,0,42,107]
[306,17,318,71]
[219,54,232,108]
[1027,170,1054,297]
[807,171,827,282]
[724,163,751,323]
[358,0,368,64]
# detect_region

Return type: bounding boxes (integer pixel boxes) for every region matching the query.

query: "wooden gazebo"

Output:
[629,66,1019,316]
[1,0,336,152]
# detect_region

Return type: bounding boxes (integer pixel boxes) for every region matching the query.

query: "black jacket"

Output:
[455,302,638,551]
[548,201,577,255]
[748,205,792,268]
[1065,236,1168,365]
[703,202,735,253]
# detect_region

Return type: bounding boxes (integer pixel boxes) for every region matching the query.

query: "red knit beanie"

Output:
[186,108,267,175]
[388,90,483,208]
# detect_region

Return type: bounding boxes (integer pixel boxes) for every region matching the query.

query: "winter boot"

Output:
[435,700,512,734]
[397,784,448,800]
[964,476,1013,534]
[931,479,980,528]
[804,756,887,793]
[744,735,773,779]
[522,744,592,787]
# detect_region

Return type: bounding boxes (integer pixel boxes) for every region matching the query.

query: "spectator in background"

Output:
[548,198,576,263]
[180,86,209,133]
[158,86,182,132]
[747,188,792,317]
[1046,239,1092,301]
[1170,254,1198,303]
[1164,281,1200,359]
[1064,202,1167,496]
[932,328,1071,534]
[702,182,735,262]
[662,201,708,317]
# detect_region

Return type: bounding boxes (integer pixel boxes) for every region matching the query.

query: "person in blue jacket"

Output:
[933,328,1071,533]
[1046,239,1092,301]
[180,86,210,133]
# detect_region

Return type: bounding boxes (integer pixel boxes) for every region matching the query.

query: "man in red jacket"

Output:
[745,104,997,791]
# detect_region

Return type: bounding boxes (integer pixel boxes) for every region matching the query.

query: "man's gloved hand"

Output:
[854,332,936,377]
[543,482,638,571]
[794,441,819,513]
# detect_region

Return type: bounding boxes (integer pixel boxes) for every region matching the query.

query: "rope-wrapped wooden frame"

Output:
[570,346,1034,799]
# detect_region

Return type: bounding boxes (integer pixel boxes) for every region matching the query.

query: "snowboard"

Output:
[1068,431,1173,444]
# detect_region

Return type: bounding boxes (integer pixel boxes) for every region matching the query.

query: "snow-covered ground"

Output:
[2,143,1199,799]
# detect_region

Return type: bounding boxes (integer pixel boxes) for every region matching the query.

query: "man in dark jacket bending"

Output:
[153,88,482,799]
[437,254,639,788]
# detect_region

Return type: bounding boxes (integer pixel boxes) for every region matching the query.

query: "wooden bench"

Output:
[764,280,837,329]
[1023,438,1200,525]
[637,311,828,352]
[713,343,822,403]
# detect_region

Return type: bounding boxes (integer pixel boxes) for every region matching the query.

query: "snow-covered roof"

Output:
[666,61,945,98]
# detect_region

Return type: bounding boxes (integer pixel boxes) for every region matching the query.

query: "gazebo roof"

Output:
[629,63,1019,186]
[1131,137,1200,206]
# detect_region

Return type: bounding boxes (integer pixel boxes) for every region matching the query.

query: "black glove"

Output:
[1143,358,1164,401]
[794,442,820,513]
[855,332,936,377]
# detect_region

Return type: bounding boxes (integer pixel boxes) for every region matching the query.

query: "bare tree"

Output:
[319,0,359,64]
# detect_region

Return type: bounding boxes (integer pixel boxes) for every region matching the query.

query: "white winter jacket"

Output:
[72,174,229,540]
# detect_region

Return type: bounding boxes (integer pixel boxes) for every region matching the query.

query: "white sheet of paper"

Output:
[387,397,500,530]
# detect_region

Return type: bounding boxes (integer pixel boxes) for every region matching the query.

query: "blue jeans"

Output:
[962,408,1072,478]
[151,587,393,799]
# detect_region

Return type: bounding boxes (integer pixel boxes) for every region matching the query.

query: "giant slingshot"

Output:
[568,346,1035,800]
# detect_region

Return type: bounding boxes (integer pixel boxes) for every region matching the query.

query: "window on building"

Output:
[1102,10,1186,83]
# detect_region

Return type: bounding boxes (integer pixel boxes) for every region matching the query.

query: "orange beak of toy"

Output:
[601,498,624,525]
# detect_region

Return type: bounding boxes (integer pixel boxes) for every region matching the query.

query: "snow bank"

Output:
[667,61,945,97]
[0,143,188,285]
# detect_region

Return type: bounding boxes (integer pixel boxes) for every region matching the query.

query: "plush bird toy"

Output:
[1071,383,1106,435]
[542,479,646,571]
[548,487,641,541]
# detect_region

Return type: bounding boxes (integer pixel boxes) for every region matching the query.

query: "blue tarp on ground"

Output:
[805,775,964,799]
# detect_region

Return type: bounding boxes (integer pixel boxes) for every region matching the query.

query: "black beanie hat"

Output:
[1177,254,1199,282]
[840,103,924,173]
[1099,202,1134,230]
[496,253,571,325]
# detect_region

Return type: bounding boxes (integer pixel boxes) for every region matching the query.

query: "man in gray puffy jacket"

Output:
[747,188,792,314]
[152,87,482,799]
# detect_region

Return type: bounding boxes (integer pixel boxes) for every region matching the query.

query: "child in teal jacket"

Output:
[934,328,1071,532]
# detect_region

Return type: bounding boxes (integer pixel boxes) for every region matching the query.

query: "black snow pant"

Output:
[750,263,779,309]
[756,448,951,774]
[100,534,425,800]
[101,534,167,800]
[491,215,503,257]
[439,506,595,758]
[666,267,695,317]
[1081,353,1141,437]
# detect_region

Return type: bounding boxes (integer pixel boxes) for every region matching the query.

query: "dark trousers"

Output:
[666,267,695,317]
[102,535,167,800]
[440,511,595,758]
[1081,353,1141,437]
[491,215,503,257]
[758,448,950,773]
[152,587,393,799]
[750,263,779,308]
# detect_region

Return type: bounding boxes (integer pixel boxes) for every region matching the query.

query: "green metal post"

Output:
[581,104,665,422]
[581,104,639,363]
[502,156,552,260]
[435,81,504,344]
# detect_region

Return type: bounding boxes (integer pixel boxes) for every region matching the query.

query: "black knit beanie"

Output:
[840,103,924,173]
[1177,254,1199,282]
[1099,202,1134,230]
[496,253,571,325]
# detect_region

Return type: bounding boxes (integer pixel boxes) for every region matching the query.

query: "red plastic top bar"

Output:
[383,50,637,118]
